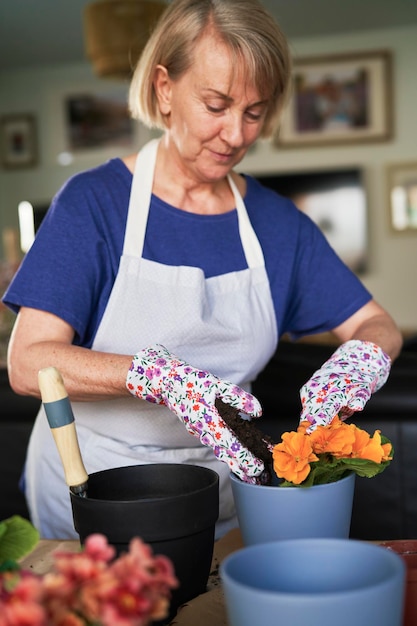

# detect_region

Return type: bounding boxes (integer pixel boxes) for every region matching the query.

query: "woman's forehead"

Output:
[188,32,263,99]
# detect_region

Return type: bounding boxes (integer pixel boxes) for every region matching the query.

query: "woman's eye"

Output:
[206,104,225,114]
[244,109,265,124]
[246,111,262,121]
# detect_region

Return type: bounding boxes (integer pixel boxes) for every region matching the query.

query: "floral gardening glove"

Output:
[126,344,265,483]
[300,340,391,432]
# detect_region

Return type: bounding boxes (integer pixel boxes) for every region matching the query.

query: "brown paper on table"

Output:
[170,587,228,625]
[169,528,243,626]
[20,540,81,575]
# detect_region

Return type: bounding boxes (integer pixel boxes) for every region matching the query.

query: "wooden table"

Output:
[21,532,411,625]
[20,528,244,626]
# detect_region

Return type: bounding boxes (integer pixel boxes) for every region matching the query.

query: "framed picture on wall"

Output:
[0,114,38,168]
[387,161,417,232]
[256,167,368,274]
[275,50,393,148]
[63,89,134,152]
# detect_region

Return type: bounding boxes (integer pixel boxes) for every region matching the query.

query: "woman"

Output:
[3,0,401,539]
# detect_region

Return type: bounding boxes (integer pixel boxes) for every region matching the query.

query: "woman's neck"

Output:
[122,141,246,215]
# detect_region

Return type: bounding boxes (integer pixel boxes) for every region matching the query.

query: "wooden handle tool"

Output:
[38,366,88,497]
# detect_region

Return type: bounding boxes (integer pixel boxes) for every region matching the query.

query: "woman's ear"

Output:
[153,65,172,116]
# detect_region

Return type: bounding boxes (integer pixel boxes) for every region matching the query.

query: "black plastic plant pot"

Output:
[70,463,219,623]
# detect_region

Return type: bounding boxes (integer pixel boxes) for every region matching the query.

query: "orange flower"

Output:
[297,420,310,434]
[381,440,393,462]
[272,416,393,486]
[309,418,356,458]
[351,428,390,463]
[272,431,319,485]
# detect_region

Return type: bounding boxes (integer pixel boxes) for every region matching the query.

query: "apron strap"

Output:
[227,174,265,268]
[123,139,159,257]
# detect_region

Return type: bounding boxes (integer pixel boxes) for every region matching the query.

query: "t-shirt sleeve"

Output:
[280,213,372,339]
[245,177,372,340]
[3,165,126,347]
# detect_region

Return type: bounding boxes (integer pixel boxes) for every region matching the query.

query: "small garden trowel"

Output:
[38,366,89,497]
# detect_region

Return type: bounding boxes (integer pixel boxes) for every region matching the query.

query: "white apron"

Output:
[25,139,278,539]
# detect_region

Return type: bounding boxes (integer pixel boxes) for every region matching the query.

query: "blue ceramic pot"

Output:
[220,538,406,626]
[230,471,355,546]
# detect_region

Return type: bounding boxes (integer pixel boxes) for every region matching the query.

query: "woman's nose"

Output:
[220,112,244,147]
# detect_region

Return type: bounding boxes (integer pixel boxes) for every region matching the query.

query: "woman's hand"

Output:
[126,344,265,483]
[299,340,391,432]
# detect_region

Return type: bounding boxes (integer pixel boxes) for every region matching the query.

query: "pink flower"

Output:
[0,571,46,626]
[0,535,178,626]
[83,534,116,562]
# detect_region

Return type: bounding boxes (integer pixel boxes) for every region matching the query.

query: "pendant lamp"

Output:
[83,0,167,79]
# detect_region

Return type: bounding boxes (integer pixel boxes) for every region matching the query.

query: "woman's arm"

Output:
[7,307,132,401]
[330,299,403,360]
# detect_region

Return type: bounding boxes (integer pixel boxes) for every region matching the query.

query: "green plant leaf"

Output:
[0,521,7,540]
[337,457,391,478]
[0,516,39,563]
[0,559,21,573]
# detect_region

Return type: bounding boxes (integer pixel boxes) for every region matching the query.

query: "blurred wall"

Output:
[0,24,416,331]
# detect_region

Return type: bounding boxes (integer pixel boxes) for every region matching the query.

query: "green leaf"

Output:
[0,559,21,573]
[0,516,39,564]
[338,457,391,478]
[0,521,7,540]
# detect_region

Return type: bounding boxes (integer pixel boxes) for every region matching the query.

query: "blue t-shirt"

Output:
[3,158,371,347]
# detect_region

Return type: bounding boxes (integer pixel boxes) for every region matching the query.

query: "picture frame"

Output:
[63,90,134,152]
[256,167,368,274]
[0,114,38,168]
[387,161,417,232]
[275,50,393,148]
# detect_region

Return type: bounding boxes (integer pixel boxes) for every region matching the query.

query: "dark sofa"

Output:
[0,367,40,521]
[1,337,417,540]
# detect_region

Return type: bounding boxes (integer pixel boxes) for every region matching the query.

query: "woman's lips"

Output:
[210,149,236,163]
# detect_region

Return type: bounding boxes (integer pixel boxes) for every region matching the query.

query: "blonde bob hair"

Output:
[129,0,292,138]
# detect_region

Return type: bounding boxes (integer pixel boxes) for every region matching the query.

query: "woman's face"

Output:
[154,31,268,183]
